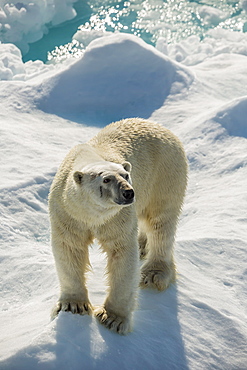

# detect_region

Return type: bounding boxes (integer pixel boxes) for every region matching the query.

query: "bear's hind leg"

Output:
[138,221,148,259]
[140,213,178,291]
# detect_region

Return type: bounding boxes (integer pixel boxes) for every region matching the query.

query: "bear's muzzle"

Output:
[122,189,134,202]
[115,187,135,206]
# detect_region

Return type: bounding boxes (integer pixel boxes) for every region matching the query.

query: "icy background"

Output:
[0,1,247,369]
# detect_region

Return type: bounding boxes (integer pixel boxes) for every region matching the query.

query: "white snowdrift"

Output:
[0,29,247,370]
[0,43,25,80]
[72,29,113,49]
[160,29,247,65]
[37,33,194,125]
[0,43,51,81]
[0,0,77,53]
[212,96,247,138]
[197,5,228,26]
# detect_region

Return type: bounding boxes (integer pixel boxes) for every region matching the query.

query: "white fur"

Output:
[49,118,188,334]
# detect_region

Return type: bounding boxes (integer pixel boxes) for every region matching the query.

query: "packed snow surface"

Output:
[0,29,247,370]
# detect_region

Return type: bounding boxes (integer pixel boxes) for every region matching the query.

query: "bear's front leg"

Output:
[95,220,139,334]
[51,223,93,319]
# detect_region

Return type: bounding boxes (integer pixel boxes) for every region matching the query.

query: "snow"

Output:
[0,29,247,370]
[197,5,228,26]
[72,29,113,49]
[0,0,77,54]
[37,33,194,124]
[212,96,247,138]
[158,29,247,66]
[240,0,247,12]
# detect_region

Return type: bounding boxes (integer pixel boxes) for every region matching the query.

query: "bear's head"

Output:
[73,161,134,209]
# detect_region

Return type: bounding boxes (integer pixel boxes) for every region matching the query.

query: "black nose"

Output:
[122,189,134,200]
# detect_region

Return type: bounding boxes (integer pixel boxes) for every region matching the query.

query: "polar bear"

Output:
[49,118,188,334]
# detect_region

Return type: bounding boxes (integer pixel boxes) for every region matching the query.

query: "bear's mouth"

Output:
[114,198,134,206]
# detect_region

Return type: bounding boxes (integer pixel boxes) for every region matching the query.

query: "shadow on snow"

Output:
[0,286,189,370]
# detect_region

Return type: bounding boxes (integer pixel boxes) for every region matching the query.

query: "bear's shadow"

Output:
[0,287,189,369]
[54,285,189,369]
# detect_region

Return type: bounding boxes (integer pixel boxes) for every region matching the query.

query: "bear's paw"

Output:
[140,261,176,291]
[94,306,131,335]
[51,299,92,319]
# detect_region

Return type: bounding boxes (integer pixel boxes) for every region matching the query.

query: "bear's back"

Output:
[89,118,188,215]
[89,118,187,178]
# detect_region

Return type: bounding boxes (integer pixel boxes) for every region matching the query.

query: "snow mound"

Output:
[72,29,113,49]
[158,29,247,66]
[0,43,66,81]
[198,5,228,26]
[38,33,194,125]
[212,96,247,138]
[0,0,77,54]
[0,43,25,80]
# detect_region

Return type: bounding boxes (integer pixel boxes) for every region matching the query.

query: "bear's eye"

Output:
[103,178,111,183]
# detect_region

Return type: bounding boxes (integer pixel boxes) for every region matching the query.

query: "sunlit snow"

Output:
[0,2,247,370]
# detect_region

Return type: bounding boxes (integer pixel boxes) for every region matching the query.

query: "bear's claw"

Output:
[94,307,131,335]
[51,300,92,319]
[140,261,176,291]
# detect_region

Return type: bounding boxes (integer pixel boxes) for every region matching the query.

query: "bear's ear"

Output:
[122,161,132,173]
[74,171,84,184]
